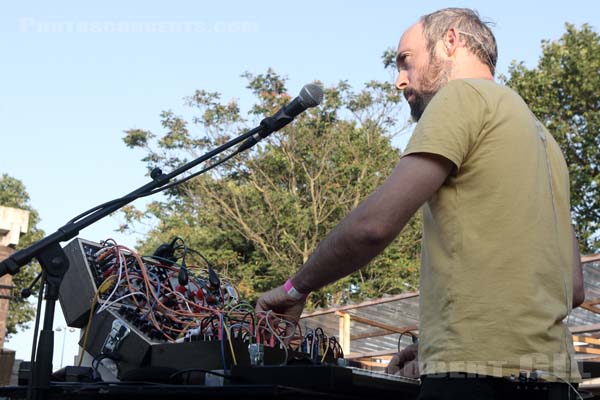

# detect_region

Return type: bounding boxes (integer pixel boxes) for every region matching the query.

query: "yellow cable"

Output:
[77,275,117,366]
[224,320,238,366]
[320,338,330,363]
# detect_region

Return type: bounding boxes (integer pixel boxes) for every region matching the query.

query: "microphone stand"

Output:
[0,124,263,400]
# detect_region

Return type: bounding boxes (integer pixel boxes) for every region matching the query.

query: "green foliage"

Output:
[504,24,600,253]
[122,67,420,308]
[0,174,44,337]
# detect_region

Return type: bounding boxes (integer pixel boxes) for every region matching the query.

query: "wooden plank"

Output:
[351,326,419,341]
[342,313,350,354]
[573,335,600,346]
[355,355,393,361]
[582,254,600,263]
[351,329,397,341]
[338,313,345,354]
[580,303,600,314]
[574,346,600,355]
[582,298,600,306]
[570,324,600,334]
[301,292,419,318]
[337,312,418,335]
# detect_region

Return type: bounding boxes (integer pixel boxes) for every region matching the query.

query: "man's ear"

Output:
[443,27,461,56]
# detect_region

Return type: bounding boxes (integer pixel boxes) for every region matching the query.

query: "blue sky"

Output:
[2,0,599,369]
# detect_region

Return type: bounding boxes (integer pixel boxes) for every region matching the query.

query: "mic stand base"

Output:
[29,243,70,400]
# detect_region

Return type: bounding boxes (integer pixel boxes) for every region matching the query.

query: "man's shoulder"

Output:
[425,79,494,116]
[442,78,507,97]
[437,79,524,114]
[429,79,494,107]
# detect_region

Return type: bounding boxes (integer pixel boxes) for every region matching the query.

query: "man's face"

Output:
[395,23,452,122]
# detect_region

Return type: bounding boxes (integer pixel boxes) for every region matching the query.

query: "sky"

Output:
[2,0,599,371]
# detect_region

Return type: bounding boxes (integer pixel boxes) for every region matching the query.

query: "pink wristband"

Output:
[284,279,308,301]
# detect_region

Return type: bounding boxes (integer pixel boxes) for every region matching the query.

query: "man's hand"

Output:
[255,285,306,324]
[385,343,419,378]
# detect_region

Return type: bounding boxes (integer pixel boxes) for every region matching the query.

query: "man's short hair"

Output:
[420,8,498,76]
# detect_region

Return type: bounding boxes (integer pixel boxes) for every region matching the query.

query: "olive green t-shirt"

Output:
[403,79,580,382]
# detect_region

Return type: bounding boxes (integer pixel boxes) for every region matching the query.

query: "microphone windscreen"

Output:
[299,83,324,108]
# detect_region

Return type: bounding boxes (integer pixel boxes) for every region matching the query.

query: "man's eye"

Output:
[397,55,410,70]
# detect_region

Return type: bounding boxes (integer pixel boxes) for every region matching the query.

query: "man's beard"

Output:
[405,88,436,122]
[406,55,452,122]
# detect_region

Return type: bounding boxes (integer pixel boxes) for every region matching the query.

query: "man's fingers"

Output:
[402,360,420,379]
[386,364,400,375]
[394,348,416,365]
[385,345,419,376]
[385,353,402,374]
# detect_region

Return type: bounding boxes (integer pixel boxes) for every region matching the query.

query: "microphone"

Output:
[238,83,323,151]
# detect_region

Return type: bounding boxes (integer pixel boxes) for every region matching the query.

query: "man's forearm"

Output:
[290,199,406,293]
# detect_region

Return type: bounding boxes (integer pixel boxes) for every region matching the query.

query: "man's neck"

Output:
[449,56,494,81]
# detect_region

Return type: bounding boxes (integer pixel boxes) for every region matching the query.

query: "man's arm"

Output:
[290,153,453,293]
[572,227,585,308]
[256,153,453,319]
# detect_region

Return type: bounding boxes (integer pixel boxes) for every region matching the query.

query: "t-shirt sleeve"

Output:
[402,80,486,171]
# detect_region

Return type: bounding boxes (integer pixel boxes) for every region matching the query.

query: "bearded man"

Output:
[256,8,584,399]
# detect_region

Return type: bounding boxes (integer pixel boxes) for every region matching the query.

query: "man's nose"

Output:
[395,70,409,91]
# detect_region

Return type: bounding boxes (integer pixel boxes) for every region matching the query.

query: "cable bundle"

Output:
[86,239,238,341]
[78,238,342,372]
[301,327,344,363]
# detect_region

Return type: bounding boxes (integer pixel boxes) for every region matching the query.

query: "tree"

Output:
[504,24,600,253]
[122,68,421,308]
[0,173,44,337]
